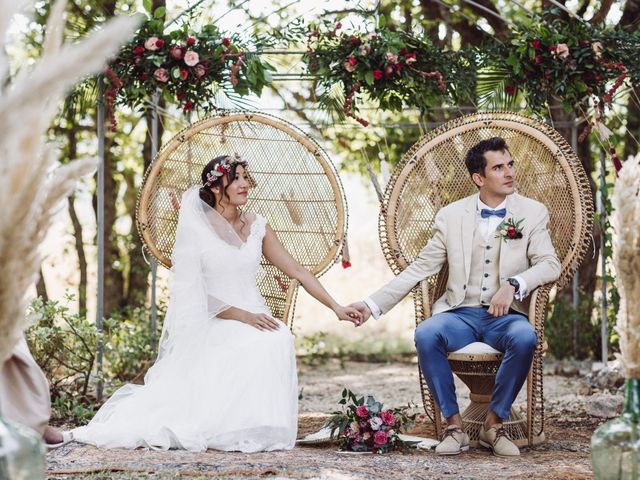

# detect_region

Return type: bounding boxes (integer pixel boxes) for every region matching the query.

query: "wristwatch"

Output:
[507,277,520,293]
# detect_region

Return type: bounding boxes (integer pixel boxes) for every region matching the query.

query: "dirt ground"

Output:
[46,358,604,479]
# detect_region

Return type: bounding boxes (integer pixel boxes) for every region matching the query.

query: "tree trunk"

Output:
[68,196,88,316]
[36,266,48,302]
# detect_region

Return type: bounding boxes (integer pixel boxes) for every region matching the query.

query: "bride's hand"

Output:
[333,305,362,325]
[242,313,280,331]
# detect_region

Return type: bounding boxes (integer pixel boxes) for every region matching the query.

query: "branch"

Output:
[620,0,640,31]
[589,0,614,24]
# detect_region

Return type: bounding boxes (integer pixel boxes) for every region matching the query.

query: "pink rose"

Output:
[145,36,160,51]
[356,406,369,418]
[359,44,371,56]
[194,63,207,78]
[380,410,395,426]
[153,67,169,83]
[169,45,185,60]
[556,43,570,59]
[386,51,398,63]
[369,417,383,431]
[344,59,357,73]
[592,41,603,58]
[373,430,388,445]
[184,51,200,67]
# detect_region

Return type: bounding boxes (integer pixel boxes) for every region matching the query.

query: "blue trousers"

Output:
[414,306,537,420]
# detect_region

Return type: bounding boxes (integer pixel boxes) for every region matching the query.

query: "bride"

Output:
[73,153,360,452]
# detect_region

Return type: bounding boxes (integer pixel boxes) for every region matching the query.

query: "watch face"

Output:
[508,278,519,291]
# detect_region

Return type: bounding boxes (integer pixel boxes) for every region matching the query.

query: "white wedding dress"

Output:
[73,187,298,452]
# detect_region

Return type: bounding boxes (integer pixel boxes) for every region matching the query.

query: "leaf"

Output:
[153,7,166,19]
[364,70,374,86]
[378,15,386,29]
[143,0,152,13]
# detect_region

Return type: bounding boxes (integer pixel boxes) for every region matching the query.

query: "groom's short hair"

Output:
[464,137,509,178]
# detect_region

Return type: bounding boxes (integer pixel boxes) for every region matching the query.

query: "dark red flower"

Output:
[534,55,543,65]
[180,68,188,80]
[222,37,231,47]
[548,44,557,52]
[507,226,516,237]
[140,73,149,81]
[595,74,603,82]
[176,90,185,100]
[183,101,194,112]
[532,39,540,50]
[347,56,358,66]
[335,22,342,30]
[373,70,383,80]
[349,35,360,45]
[133,46,145,55]
[169,45,185,60]
[341,259,351,269]
[186,36,196,46]
[155,39,165,48]
[505,85,516,95]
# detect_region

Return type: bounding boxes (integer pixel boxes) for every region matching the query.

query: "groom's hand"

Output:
[348,301,372,327]
[488,284,516,317]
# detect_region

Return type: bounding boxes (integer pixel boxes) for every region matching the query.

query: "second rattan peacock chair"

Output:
[136,111,347,329]
[379,112,593,447]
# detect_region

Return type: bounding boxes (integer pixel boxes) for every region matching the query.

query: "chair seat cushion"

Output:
[450,342,501,355]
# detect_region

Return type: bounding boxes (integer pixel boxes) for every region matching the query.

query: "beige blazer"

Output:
[369,192,561,317]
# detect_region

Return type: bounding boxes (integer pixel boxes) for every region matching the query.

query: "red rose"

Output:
[180,68,188,80]
[187,36,196,46]
[373,431,388,445]
[222,37,231,47]
[356,406,369,418]
[155,39,165,48]
[380,410,395,426]
[548,44,557,52]
[505,85,516,95]
[341,260,351,268]
[176,90,185,100]
[140,73,149,81]
[335,22,342,30]
[534,55,542,65]
[385,65,394,77]
[404,52,417,64]
[595,74,603,82]
[532,39,540,50]
[133,46,145,55]
[183,101,194,112]
[349,35,360,45]
[348,56,358,66]
[373,70,383,80]
[507,226,516,237]
[169,45,185,60]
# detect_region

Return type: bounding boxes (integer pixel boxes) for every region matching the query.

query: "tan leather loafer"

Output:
[479,423,520,457]
[435,424,470,455]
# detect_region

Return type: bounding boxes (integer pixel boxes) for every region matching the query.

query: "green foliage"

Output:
[109,15,275,112]
[26,296,167,422]
[302,18,476,125]
[26,295,101,400]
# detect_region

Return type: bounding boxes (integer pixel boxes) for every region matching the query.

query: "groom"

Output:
[351,137,560,457]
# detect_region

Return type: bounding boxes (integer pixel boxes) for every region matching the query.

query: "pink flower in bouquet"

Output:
[374,430,388,445]
[362,431,371,441]
[592,41,603,58]
[154,67,169,83]
[356,405,369,418]
[344,56,357,73]
[349,421,360,433]
[385,65,394,77]
[380,410,395,426]
[359,43,371,56]
[194,63,207,78]
[145,36,160,51]
[184,51,200,66]
[386,51,398,63]
[169,45,185,60]
[369,417,383,431]
[556,43,570,59]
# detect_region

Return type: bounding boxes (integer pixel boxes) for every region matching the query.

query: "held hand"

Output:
[347,301,372,327]
[488,284,516,317]
[243,312,280,331]
[334,305,363,325]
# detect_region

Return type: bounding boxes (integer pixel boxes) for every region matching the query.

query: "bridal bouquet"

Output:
[325,389,416,453]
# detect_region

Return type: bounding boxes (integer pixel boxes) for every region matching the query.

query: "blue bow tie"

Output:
[480,208,506,219]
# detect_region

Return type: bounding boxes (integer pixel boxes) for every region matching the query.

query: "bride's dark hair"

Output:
[199,155,248,209]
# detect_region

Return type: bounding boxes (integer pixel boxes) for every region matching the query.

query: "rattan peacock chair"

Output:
[379,112,593,447]
[136,111,347,329]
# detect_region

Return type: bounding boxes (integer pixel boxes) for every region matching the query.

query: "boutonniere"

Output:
[496,217,524,241]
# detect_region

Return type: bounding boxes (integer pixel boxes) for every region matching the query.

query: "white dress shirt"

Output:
[364,197,527,320]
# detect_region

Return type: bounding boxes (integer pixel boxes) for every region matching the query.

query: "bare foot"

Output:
[42,426,63,445]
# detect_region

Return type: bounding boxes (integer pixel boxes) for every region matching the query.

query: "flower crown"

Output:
[204,153,247,186]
